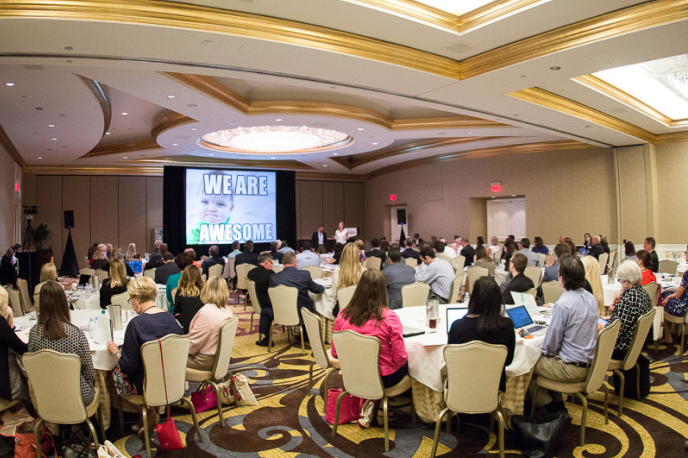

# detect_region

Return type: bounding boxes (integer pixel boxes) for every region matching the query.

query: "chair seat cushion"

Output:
[186,368,213,382]
[664,314,686,324]
[384,375,411,398]
[608,359,623,371]
[535,376,585,394]
[122,394,145,406]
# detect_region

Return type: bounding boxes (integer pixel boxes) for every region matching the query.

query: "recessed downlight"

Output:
[48,124,54,128]
[167,95,176,99]
[123,156,128,159]
[37,156,42,160]
[372,142,378,145]
[191,128,198,131]
[105,132,111,135]
[357,128,364,131]
[51,138,57,141]
[5,82,14,87]
[121,112,128,116]
[172,143,178,146]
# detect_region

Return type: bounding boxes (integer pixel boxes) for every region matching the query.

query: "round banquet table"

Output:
[65,284,169,311]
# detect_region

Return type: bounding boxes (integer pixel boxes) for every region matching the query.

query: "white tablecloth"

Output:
[395,305,544,392]
[14,309,131,371]
[65,286,169,311]
[311,277,336,320]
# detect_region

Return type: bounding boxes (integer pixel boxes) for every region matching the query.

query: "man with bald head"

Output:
[588,235,605,260]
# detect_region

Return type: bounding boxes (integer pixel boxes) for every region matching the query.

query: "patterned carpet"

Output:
[109,304,688,457]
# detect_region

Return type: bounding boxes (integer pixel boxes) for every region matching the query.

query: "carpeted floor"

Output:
[108,303,688,457]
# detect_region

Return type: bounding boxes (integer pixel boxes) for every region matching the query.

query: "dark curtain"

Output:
[59,229,80,277]
[275,171,296,249]
[399,226,406,244]
[163,165,186,255]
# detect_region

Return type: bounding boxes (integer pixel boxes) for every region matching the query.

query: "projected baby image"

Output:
[188,171,235,243]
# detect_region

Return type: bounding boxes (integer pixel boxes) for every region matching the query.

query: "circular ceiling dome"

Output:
[199,125,353,154]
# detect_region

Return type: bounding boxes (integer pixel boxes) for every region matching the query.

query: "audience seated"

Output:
[517,238,541,267]
[187,277,234,371]
[643,237,659,273]
[415,245,454,304]
[500,253,534,305]
[185,247,201,268]
[583,233,593,254]
[248,254,275,347]
[542,243,570,283]
[110,250,135,277]
[227,241,241,259]
[330,269,408,389]
[268,241,283,264]
[35,262,57,297]
[588,235,605,260]
[269,252,324,320]
[624,241,637,261]
[486,236,500,259]
[0,286,27,402]
[332,243,365,302]
[125,243,138,260]
[99,258,129,309]
[154,252,178,284]
[0,248,18,288]
[401,238,420,262]
[174,265,205,333]
[236,240,260,267]
[90,244,109,271]
[383,247,415,309]
[635,250,656,285]
[661,245,688,345]
[201,245,225,277]
[581,255,605,316]
[365,238,388,270]
[165,253,194,305]
[458,238,475,265]
[29,281,96,405]
[296,241,320,270]
[528,256,598,412]
[448,277,515,392]
[531,236,549,255]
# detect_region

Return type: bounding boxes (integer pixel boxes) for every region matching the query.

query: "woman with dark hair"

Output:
[475,245,491,263]
[476,236,485,247]
[0,286,28,402]
[624,241,637,261]
[532,236,549,255]
[501,240,517,265]
[28,281,95,405]
[583,233,593,254]
[635,249,656,285]
[330,269,407,388]
[448,277,514,391]
[329,242,344,265]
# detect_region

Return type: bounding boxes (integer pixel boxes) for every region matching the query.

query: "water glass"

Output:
[426,300,438,333]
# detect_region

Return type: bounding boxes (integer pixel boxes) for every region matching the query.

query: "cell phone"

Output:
[598,318,608,325]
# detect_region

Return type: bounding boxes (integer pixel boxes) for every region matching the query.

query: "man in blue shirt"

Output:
[529,255,598,411]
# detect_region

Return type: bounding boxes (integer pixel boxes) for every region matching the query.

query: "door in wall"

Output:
[390,206,408,243]
[487,198,526,240]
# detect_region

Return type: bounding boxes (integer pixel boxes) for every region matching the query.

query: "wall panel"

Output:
[322,181,344,238]
[298,181,323,240]
[145,177,163,253]
[90,177,119,257]
[118,177,147,255]
[62,176,91,269]
[0,146,18,251]
[34,176,63,265]
[344,182,365,240]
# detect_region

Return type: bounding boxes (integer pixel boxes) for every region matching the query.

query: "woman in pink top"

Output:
[330,269,408,388]
[187,276,234,371]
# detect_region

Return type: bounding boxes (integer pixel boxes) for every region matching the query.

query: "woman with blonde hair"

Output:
[91,243,109,270]
[100,258,129,309]
[187,276,234,371]
[332,243,365,300]
[174,265,205,333]
[581,255,605,316]
[124,243,138,260]
[39,262,57,283]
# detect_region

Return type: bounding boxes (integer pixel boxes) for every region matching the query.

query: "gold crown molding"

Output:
[462,0,688,80]
[334,136,501,169]
[76,75,111,138]
[82,140,163,158]
[574,75,688,128]
[250,100,391,128]
[508,87,657,143]
[131,155,316,170]
[655,130,688,144]
[0,122,25,168]
[164,73,250,112]
[2,1,458,79]
[366,140,591,178]
[295,171,366,182]
[151,112,195,139]
[460,0,546,32]
[23,165,163,176]
[392,116,507,130]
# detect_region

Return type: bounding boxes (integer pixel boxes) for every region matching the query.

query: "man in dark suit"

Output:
[268,241,283,264]
[269,252,324,315]
[588,236,605,260]
[311,225,327,254]
[200,245,225,277]
[401,238,420,263]
[247,253,275,347]
[365,238,387,269]
[154,252,179,284]
[459,237,476,265]
[644,237,659,273]
[501,252,535,305]
[383,248,416,309]
[235,240,259,267]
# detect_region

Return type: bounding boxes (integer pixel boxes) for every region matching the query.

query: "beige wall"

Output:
[365,147,618,245]
[25,175,163,267]
[295,180,365,241]
[0,146,19,251]
[655,141,688,244]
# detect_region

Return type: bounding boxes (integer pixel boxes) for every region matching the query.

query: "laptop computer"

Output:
[445,306,469,333]
[126,260,143,274]
[505,305,545,335]
[510,291,550,324]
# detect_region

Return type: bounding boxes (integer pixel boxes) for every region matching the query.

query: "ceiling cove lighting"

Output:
[199,125,353,154]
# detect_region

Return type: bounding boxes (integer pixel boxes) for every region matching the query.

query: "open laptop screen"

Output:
[446,307,469,333]
[505,305,534,328]
[126,260,142,274]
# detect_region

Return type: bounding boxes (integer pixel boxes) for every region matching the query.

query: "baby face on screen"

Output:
[198,193,233,224]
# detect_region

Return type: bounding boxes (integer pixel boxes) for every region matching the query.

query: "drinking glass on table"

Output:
[426,299,438,333]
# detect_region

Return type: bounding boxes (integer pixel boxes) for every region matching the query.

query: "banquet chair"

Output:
[658,259,678,275]
[474,260,495,277]
[523,287,537,297]
[607,308,655,417]
[208,263,224,280]
[110,291,131,310]
[536,253,546,266]
[7,287,23,317]
[451,255,466,272]
[301,309,338,407]
[32,281,45,312]
[597,253,609,273]
[123,334,202,458]
[272,264,284,273]
[523,266,542,288]
[222,257,235,285]
[336,285,356,310]
[331,330,412,452]
[430,342,508,458]
[541,281,564,304]
[641,282,659,306]
[449,272,465,304]
[466,266,488,296]
[143,268,156,280]
[531,320,620,446]
[664,311,688,354]
[405,258,418,268]
[95,268,109,281]
[365,256,382,271]
[235,264,256,308]
[303,265,323,279]
[185,315,239,427]
[23,350,105,451]
[267,285,305,355]
[17,278,34,314]
[401,282,430,308]
[245,279,262,335]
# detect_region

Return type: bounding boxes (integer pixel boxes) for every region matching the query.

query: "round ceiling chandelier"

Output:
[198,125,353,154]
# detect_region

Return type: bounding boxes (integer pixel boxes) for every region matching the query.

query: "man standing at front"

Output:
[528,255,598,412]
[312,225,327,254]
[415,246,454,303]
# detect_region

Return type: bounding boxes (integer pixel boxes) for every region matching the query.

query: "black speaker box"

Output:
[396,208,407,225]
[64,210,74,229]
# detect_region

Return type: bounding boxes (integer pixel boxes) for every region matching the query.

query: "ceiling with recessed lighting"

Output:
[1,0,688,178]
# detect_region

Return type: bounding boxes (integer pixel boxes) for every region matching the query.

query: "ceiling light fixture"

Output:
[167,95,176,99]
[123,156,128,159]
[172,143,178,146]
[199,125,352,155]
[372,142,378,145]
[37,156,42,160]
[105,132,110,135]
[191,128,198,131]
[121,112,128,116]
[48,124,54,127]
[357,128,364,131]
[51,138,57,141]
[550,66,561,71]
[5,82,14,87]
[275,118,283,122]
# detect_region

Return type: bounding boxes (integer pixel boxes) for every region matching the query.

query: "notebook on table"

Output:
[505,305,546,335]
[510,291,550,324]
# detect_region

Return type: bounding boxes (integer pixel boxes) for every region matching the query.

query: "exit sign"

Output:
[491,182,502,193]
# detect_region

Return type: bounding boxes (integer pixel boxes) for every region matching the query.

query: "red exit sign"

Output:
[491,183,502,193]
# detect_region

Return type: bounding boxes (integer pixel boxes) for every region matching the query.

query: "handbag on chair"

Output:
[155,340,184,451]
